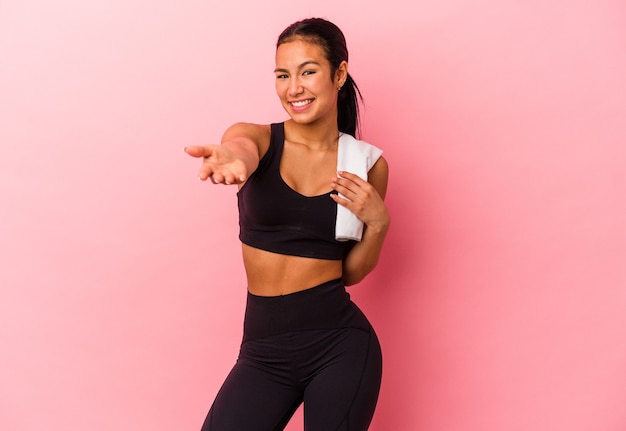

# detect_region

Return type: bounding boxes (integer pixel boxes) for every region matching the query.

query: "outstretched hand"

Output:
[184,145,248,185]
[330,171,390,231]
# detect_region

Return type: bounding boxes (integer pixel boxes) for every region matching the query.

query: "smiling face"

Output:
[275,38,347,129]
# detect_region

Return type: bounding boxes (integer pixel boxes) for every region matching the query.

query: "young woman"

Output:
[185,17,390,431]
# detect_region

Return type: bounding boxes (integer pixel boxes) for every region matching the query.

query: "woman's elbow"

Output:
[342,263,376,286]
[342,274,362,286]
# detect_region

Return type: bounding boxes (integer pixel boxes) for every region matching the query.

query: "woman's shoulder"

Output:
[367,156,389,199]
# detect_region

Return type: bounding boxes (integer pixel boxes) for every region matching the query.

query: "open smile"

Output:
[289,99,314,108]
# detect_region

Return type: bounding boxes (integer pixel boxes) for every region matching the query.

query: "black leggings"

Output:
[201,279,382,431]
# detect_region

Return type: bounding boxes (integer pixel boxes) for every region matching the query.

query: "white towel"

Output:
[335,133,383,242]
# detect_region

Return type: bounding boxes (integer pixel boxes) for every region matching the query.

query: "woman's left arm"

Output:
[331,157,390,286]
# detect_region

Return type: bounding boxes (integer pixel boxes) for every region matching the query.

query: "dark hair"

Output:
[277,18,363,138]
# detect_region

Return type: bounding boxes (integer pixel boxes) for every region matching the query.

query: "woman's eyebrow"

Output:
[274,60,321,73]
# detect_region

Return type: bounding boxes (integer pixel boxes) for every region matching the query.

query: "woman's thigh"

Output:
[303,328,382,431]
[201,358,302,431]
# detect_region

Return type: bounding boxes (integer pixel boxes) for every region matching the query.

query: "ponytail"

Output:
[338,73,363,138]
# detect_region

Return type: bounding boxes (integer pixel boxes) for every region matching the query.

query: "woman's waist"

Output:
[242,278,371,341]
[242,244,343,296]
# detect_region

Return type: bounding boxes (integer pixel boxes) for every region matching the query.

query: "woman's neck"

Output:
[284,119,340,150]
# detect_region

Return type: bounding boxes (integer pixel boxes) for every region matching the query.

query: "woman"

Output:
[185,17,389,431]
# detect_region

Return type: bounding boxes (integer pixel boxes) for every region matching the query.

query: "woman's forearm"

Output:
[342,220,389,286]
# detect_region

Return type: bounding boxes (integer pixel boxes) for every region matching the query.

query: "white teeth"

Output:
[291,99,312,107]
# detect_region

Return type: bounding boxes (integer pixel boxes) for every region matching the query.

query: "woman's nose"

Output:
[287,77,303,96]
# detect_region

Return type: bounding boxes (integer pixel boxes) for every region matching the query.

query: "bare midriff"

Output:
[242,244,343,296]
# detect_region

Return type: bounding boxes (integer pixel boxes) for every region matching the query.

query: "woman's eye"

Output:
[276,74,288,79]
[303,70,315,76]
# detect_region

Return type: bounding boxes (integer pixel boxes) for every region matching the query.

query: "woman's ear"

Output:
[336,61,349,88]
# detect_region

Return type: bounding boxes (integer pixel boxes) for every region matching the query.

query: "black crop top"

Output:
[237,123,355,260]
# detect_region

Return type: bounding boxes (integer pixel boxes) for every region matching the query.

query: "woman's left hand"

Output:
[330,171,390,231]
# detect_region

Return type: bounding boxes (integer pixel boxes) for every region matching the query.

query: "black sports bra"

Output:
[237,123,355,260]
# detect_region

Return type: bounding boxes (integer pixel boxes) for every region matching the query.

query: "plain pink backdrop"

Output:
[1,1,625,430]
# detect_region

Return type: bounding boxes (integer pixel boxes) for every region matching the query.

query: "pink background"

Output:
[1,1,625,430]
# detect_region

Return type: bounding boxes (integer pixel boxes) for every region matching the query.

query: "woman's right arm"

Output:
[184,123,270,185]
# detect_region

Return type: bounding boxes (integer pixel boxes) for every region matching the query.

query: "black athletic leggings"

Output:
[201,278,382,431]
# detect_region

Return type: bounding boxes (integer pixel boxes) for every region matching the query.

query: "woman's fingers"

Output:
[184,145,213,158]
[331,171,372,198]
[185,145,214,180]
[186,145,247,184]
[331,171,387,227]
[336,170,363,183]
[331,181,355,198]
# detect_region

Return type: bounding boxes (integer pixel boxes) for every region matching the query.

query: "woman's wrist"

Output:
[365,213,390,234]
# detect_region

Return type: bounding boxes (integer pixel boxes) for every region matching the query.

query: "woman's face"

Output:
[275,39,346,128]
